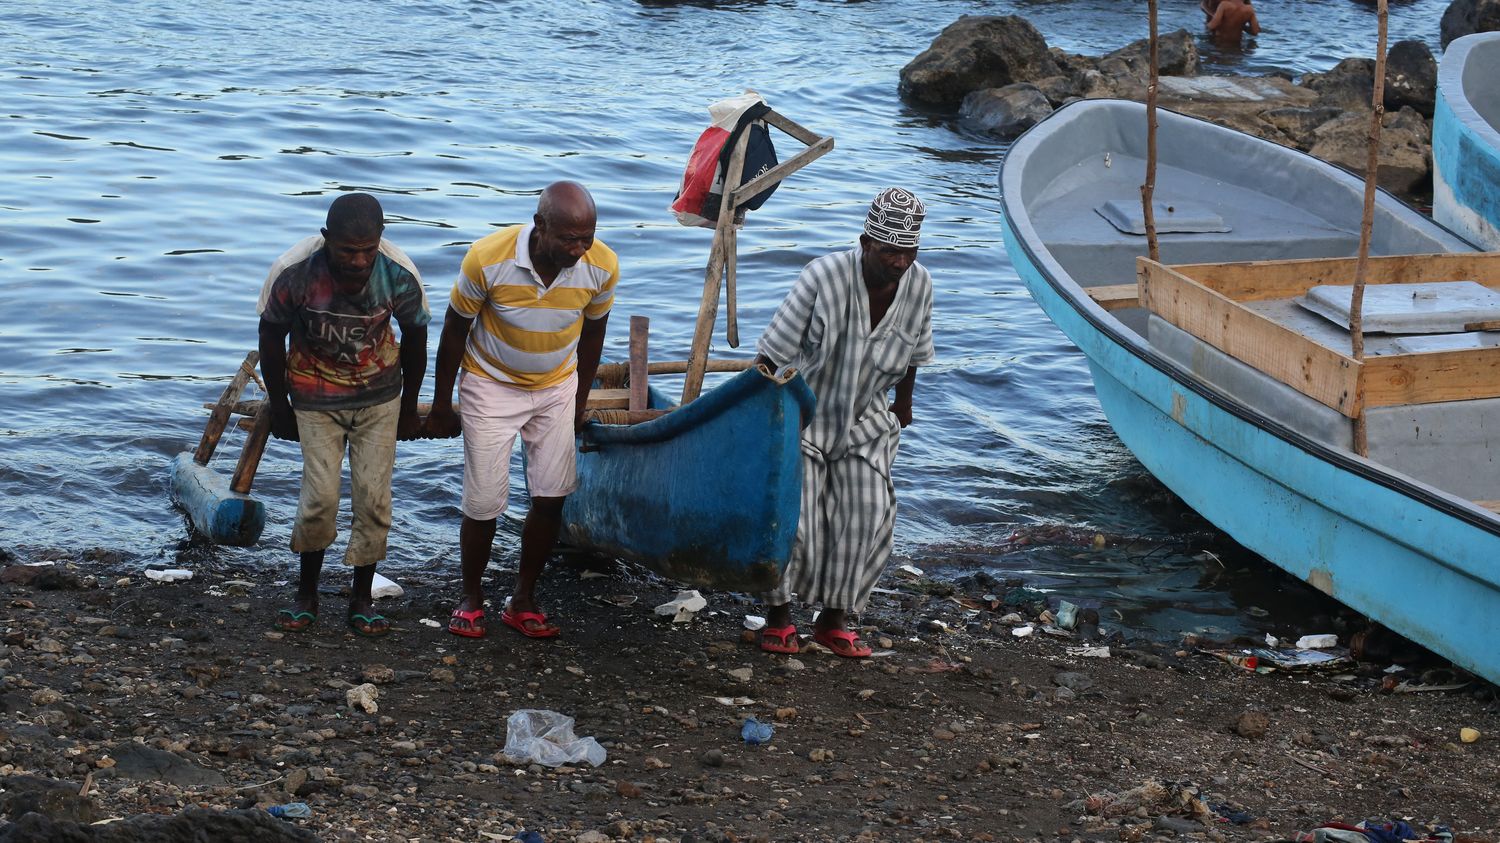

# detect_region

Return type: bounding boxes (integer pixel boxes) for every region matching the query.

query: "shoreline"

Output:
[2,552,1497,841]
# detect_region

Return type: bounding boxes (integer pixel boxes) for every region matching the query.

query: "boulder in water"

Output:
[1383,39,1437,118]
[1308,107,1432,197]
[960,84,1055,138]
[1440,0,1500,48]
[899,16,1059,110]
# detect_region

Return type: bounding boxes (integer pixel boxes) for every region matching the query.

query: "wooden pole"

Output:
[629,315,649,413]
[1140,0,1161,263]
[725,222,740,347]
[229,408,272,494]
[1349,0,1389,457]
[596,358,753,381]
[682,127,752,403]
[193,351,260,465]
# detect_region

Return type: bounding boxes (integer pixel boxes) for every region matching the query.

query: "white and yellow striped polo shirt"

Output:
[450,223,618,390]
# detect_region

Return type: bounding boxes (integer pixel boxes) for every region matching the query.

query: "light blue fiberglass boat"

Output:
[1434,31,1500,250]
[1001,99,1500,684]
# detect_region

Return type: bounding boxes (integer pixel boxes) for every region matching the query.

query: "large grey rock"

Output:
[0,807,316,842]
[102,743,225,788]
[0,776,97,824]
[1308,108,1431,196]
[1264,105,1344,145]
[961,84,1055,138]
[1300,57,1376,111]
[1440,0,1500,47]
[1384,39,1437,118]
[1103,29,1200,79]
[899,15,1060,110]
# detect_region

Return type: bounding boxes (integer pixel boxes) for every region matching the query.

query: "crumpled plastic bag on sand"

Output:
[503,709,607,768]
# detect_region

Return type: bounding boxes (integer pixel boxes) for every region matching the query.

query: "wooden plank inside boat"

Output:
[1086,283,1141,311]
[1169,251,1500,302]
[1363,345,1500,407]
[1138,257,1362,416]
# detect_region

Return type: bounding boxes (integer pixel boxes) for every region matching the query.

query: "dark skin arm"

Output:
[258,318,299,441]
[890,365,917,428]
[396,324,428,441]
[573,314,609,432]
[424,305,472,439]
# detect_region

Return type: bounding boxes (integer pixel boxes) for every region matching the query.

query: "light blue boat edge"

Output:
[169,451,267,547]
[998,208,1500,686]
[562,366,816,592]
[1433,32,1500,250]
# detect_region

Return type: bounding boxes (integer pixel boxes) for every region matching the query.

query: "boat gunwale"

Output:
[578,364,815,447]
[1438,32,1500,152]
[998,98,1500,539]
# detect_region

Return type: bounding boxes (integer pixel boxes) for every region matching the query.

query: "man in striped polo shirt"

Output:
[754,187,935,658]
[427,182,616,639]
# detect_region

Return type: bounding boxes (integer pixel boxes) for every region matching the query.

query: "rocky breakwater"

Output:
[898,15,1440,199]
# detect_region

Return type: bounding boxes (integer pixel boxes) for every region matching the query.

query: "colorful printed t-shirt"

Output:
[261,239,432,410]
[449,223,618,390]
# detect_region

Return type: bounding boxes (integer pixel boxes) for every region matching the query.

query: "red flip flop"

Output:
[759,624,800,654]
[813,628,873,658]
[500,609,560,639]
[448,608,486,638]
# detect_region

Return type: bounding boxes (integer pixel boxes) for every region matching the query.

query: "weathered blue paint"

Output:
[169,452,266,546]
[561,366,816,592]
[1000,192,1500,686]
[1433,32,1500,249]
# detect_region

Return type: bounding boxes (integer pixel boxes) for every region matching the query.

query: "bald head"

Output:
[536,181,596,228]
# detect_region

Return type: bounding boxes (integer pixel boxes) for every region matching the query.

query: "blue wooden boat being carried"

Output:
[1001,99,1500,684]
[1434,32,1500,250]
[563,364,814,593]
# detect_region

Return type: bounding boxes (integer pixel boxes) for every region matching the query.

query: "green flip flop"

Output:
[274,609,317,632]
[348,612,391,638]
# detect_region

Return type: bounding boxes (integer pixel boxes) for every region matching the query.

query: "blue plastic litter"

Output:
[741,716,774,746]
[266,802,311,819]
[517,831,545,843]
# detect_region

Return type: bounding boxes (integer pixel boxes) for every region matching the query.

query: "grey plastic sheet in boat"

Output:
[1297,281,1500,333]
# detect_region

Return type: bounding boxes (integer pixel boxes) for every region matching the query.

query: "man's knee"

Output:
[529,495,566,516]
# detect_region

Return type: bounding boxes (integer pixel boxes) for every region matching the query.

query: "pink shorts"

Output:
[458,372,579,520]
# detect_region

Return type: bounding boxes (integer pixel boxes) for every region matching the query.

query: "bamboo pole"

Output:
[1140,0,1161,263]
[1349,0,1389,457]
[682,127,752,402]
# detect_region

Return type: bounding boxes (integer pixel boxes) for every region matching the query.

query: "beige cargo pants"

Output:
[290,397,399,566]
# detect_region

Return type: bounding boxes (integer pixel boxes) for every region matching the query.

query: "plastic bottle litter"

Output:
[144,568,193,583]
[503,709,606,767]
[266,802,311,819]
[1296,633,1338,649]
[654,590,707,623]
[741,716,774,746]
[370,572,403,599]
[516,832,546,843]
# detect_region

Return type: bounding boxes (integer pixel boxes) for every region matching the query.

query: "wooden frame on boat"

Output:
[1136,252,1500,417]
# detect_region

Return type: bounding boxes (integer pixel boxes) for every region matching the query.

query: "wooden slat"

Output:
[1474,500,1500,514]
[595,359,753,380]
[762,109,822,146]
[193,350,260,465]
[730,135,835,208]
[585,388,631,410]
[1139,257,1363,416]
[584,408,671,425]
[1363,346,1500,407]
[683,127,752,403]
[629,316,649,413]
[1171,252,1500,302]
[1085,283,1141,311]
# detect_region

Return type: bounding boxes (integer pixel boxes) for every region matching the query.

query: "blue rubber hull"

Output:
[1434,32,1500,249]
[562,366,815,592]
[1002,101,1500,684]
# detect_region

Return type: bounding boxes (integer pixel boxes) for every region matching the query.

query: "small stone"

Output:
[727,667,753,682]
[33,638,65,654]
[429,668,456,683]
[575,832,610,843]
[1234,710,1270,740]
[285,767,309,795]
[775,707,798,721]
[784,658,805,671]
[701,748,725,767]
[808,747,833,763]
[857,689,876,700]
[361,664,396,684]
[616,780,644,798]
[31,688,63,706]
[346,683,380,714]
[1461,727,1481,743]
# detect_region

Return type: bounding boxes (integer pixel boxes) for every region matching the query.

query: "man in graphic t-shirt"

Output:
[258,193,430,639]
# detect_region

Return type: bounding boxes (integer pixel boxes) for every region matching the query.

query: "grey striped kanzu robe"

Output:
[759,248,934,611]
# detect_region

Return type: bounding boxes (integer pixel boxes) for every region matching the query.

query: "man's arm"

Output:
[1247,8,1260,34]
[573,314,609,432]
[397,324,428,441]
[258,318,299,441]
[1207,3,1225,31]
[890,366,917,428]
[425,306,473,439]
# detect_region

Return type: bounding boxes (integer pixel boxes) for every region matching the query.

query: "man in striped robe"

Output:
[755,187,935,658]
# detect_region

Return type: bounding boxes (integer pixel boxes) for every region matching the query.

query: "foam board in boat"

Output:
[1094,199,1231,235]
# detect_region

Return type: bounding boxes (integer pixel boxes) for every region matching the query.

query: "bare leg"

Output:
[347,563,388,636]
[457,515,497,613]
[506,495,563,635]
[275,550,323,631]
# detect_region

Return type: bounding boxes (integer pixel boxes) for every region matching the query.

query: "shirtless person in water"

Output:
[1203,0,1260,44]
